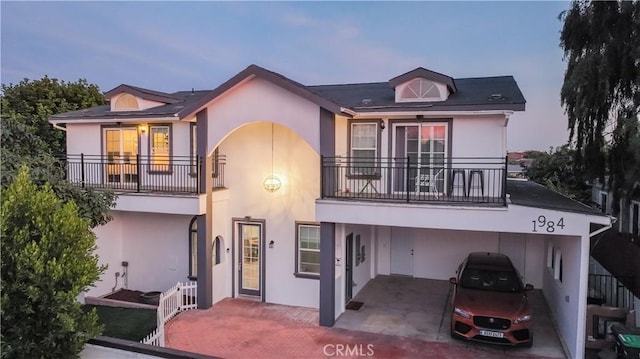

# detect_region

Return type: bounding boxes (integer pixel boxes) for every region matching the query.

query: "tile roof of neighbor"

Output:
[506,179,604,216]
[49,64,525,122]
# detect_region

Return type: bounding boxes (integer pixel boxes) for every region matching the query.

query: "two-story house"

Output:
[50,64,610,359]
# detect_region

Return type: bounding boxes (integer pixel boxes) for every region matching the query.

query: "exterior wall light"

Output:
[269,240,275,248]
[139,124,147,134]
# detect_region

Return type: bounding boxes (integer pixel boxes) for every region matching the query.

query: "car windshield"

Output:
[460,267,523,293]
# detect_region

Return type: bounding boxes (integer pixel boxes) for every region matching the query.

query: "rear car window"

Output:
[460,268,522,292]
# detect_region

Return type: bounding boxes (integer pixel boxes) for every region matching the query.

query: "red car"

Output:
[449,252,533,347]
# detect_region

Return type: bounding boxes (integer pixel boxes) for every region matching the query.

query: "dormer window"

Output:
[401,78,441,100]
[113,94,139,111]
[397,78,448,103]
[389,67,456,103]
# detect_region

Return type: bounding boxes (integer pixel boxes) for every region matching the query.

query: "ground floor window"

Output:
[189,216,197,279]
[295,222,320,278]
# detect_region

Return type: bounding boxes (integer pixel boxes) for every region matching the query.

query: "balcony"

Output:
[321,156,507,206]
[58,153,226,194]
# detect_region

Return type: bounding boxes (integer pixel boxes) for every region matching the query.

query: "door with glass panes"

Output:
[393,123,447,194]
[104,128,138,184]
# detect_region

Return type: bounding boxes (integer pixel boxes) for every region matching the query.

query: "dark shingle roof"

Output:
[50,90,210,121]
[49,65,526,122]
[506,180,603,216]
[308,76,525,113]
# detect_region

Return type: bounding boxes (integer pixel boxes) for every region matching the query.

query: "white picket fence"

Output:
[140,281,197,346]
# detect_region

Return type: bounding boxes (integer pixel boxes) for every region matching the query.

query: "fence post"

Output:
[136,154,141,193]
[80,153,85,188]
[502,155,508,205]
[406,156,411,203]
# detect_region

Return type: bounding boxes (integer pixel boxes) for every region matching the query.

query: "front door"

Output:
[345,233,354,301]
[238,222,263,297]
[104,128,138,184]
[390,236,413,276]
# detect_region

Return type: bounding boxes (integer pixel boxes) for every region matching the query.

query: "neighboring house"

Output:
[589,179,640,323]
[50,65,610,359]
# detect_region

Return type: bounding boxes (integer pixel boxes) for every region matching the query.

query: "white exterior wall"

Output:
[87,214,124,299]
[450,115,506,158]
[217,122,320,308]
[542,234,585,359]
[212,190,231,305]
[67,123,103,155]
[205,77,321,155]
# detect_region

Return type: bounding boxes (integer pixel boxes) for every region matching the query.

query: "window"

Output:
[113,94,139,110]
[554,249,562,282]
[189,216,198,279]
[600,192,608,214]
[349,122,379,176]
[546,245,554,268]
[149,125,171,172]
[400,78,441,101]
[213,235,222,266]
[295,222,320,278]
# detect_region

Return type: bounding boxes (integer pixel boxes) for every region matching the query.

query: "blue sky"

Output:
[1,1,572,151]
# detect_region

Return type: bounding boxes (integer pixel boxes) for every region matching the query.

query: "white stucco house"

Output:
[50,64,611,359]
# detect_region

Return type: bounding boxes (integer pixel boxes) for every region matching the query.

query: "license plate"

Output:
[479,330,504,338]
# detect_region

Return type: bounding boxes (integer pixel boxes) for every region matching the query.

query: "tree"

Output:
[525,145,592,203]
[1,167,105,358]
[1,77,105,154]
[559,0,640,214]
[1,77,115,226]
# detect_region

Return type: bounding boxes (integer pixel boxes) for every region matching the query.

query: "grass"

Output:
[83,305,157,342]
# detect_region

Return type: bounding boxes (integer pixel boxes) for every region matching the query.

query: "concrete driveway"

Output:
[334,276,566,358]
[165,279,566,359]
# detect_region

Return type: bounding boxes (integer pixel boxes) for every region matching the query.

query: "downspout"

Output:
[590,217,616,248]
[52,123,67,132]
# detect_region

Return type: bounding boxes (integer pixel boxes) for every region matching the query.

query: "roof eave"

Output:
[176,64,347,120]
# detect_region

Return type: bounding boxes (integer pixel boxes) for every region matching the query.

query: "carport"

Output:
[318,180,612,359]
[333,275,565,358]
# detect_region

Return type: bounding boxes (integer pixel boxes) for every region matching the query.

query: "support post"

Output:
[80,153,85,188]
[319,222,336,327]
[196,108,213,309]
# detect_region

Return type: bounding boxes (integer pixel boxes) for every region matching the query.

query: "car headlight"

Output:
[454,307,471,319]
[514,314,531,323]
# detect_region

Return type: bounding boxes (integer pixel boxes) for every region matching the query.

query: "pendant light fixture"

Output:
[263,122,281,192]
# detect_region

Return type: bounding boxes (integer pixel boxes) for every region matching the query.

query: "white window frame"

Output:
[295,222,320,278]
[349,122,379,176]
[149,125,171,172]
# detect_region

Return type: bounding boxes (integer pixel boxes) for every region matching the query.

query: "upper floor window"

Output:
[113,94,139,110]
[149,125,171,172]
[349,122,380,177]
[399,79,442,102]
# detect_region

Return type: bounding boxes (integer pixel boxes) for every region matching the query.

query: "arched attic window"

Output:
[400,78,441,101]
[114,93,139,110]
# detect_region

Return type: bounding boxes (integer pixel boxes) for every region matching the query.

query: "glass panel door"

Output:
[104,128,138,184]
[393,123,447,193]
[239,223,261,296]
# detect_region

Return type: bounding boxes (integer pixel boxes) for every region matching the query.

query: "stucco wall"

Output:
[218,122,320,308]
[542,234,583,359]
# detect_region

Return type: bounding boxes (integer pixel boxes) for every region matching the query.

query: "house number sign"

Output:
[531,215,565,233]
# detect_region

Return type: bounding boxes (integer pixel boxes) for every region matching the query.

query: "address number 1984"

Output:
[532,215,565,233]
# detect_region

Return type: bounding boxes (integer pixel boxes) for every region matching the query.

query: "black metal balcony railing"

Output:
[588,273,636,309]
[58,154,226,194]
[321,156,508,205]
